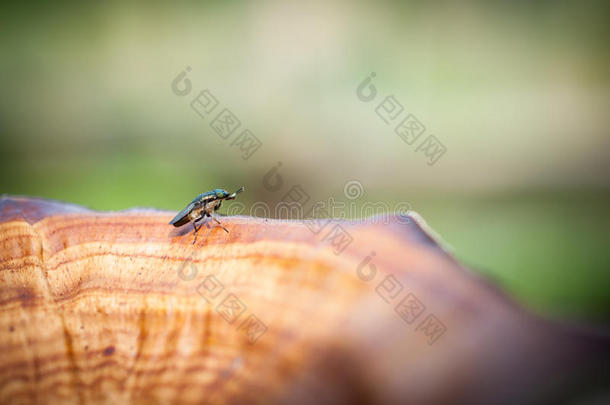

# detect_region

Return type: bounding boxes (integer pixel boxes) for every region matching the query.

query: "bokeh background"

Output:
[1,1,609,321]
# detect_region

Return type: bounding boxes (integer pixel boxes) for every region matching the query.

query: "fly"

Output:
[170,186,244,244]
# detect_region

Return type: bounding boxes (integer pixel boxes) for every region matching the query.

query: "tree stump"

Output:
[0,196,607,404]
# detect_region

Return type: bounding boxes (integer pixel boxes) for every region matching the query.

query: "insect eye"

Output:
[215,191,224,198]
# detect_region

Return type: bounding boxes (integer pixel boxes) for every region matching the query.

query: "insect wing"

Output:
[169,202,195,227]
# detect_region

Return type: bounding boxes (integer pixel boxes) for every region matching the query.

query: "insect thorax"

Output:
[188,199,221,221]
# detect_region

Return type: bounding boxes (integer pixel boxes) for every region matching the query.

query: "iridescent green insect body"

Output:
[170,186,244,244]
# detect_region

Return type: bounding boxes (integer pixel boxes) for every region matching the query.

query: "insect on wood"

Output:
[169,186,244,244]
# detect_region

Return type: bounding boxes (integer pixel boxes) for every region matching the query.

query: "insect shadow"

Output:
[168,219,215,239]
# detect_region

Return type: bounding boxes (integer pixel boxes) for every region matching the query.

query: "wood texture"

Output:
[0,196,608,404]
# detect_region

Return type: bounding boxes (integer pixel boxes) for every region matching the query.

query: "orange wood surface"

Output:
[0,196,607,404]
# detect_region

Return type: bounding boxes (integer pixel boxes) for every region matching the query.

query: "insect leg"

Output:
[209,213,229,233]
[191,222,199,244]
[191,215,206,244]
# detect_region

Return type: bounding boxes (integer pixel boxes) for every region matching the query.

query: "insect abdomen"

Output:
[169,202,195,227]
[170,215,191,227]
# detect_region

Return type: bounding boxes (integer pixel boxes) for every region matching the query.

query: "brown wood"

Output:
[0,196,607,404]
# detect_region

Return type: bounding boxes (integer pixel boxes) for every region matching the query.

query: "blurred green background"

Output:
[1,1,609,321]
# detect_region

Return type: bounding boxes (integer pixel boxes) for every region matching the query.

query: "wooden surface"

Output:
[0,196,608,404]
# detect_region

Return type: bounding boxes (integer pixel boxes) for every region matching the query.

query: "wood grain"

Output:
[0,196,607,404]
